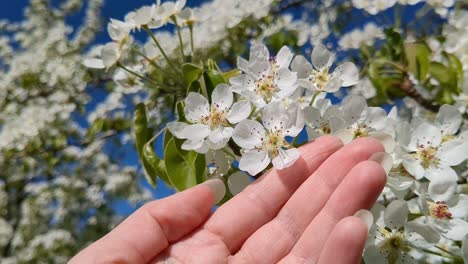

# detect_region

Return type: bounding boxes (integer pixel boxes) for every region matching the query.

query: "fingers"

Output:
[69,179,225,264]
[281,160,386,263]
[204,136,344,252]
[317,216,369,264]
[230,137,384,263]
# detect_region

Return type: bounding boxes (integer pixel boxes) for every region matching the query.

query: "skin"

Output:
[70,136,387,264]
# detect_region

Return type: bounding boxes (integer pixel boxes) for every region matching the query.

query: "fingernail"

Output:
[202,179,226,204]
[353,209,373,231]
[368,152,393,174]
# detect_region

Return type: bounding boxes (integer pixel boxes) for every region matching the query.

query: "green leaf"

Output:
[429,62,451,84]
[182,63,202,86]
[134,103,157,187]
[222,69,241,83]
[142,142,170,186]
[405,43,430,82]
[204,69,226,102]
[176,101,186,122]
[444,52,464,93]
[86,118,104,139]
[163,134,206,191]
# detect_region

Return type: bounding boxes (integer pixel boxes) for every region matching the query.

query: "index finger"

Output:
[203,136,343,252]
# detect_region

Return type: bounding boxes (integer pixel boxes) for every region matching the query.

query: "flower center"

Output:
[259,130,288,158]
[255,74,278,103]
[429,201,452,220]
[351,123,373,139]
[378,228,411,264]
[201,105,228,129]
[309,68,330,91]
[412,145,439,169]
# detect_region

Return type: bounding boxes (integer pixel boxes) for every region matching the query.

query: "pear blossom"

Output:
[232,102,304,175]
[364,200,441,264]
[304,98,346,140]
[291,43,359,93]
[230,44,297,108]
[334,95,395,152]
[401,122,468,183]
[168,84,251,153]
[418,179,468,241]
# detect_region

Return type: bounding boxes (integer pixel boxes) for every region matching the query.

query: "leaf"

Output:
[204,69,226,102]
[405,43,430,82]
[163,135,206,191]
[182,63,202,86]
[134,104,157,187]
[176,101,186,122]
[86,118,104,138]
[444,52,464,93]
[223,69,241,83]
[429,62,451,84]
[143,142,170,186]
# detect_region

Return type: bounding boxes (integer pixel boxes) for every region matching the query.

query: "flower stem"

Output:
[143,26,178,71]
[132,46,163,71]
[171,16,185,60]
[422,249,460,261]
[117,62,158,86]
[309,91,321,106]
[189,24,195,57]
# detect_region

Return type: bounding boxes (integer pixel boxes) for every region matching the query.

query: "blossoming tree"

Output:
[2,0,468,262]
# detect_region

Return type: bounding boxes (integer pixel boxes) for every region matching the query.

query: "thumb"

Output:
[69,179,226,264]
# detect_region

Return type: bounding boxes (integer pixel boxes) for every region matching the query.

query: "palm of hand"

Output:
[70,136,387,264]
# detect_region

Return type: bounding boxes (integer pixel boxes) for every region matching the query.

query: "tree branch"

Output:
[399,75,441,112]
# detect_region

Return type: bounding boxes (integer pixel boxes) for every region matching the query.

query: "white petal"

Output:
[401,154,425,180]
[290,55,312,79]
[284,103,305,137]
[311,43,333,69]
[436,104,462,135]
[262,102,289,132]
[384,199,408,229]
[333,62,359,86]
[333,128,354,144]
[232,120,265,149]
[167,121,188,139]
[184,92,209,123]
[239,150,270,175]
[428,177,457,202]
[227,101,251,124]
[449,194,468,219]
[370,132,395,153]
[208,127,233,144]
[406,222,440,248]
[227,171,252,195]
[365,107,388,130]
[101,42,120,68]
[135,5,154,26]
[425,166,458,183]
[272,148,300,169]
[342,95,366,124]
[322,76,342,93]
[83,58,105,69]
[211,84,233,111]
[182,139,208,153]
[409,122,442,149]
[439,138,468,166]
[275,46,294,68]
[444,218,468,241]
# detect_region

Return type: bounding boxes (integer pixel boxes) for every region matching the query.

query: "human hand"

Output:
[70,136,390,264]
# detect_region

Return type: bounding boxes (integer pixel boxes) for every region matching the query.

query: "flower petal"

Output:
[275,46,294,68]
[184,92,210,123]
[291,55,313,79]
[208,127,233,145]
[227,101,251,124]
[436,104,462,135]
[333,62,359,87]
[428,177,457,202]
[272,148,300,169]
[409,122,442,149]
[384,199,408,229]
[311,43,333,69]
[401,154,425,180]
[211,84,233,111]
[239,150,270,175]
[232,120,265,149]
